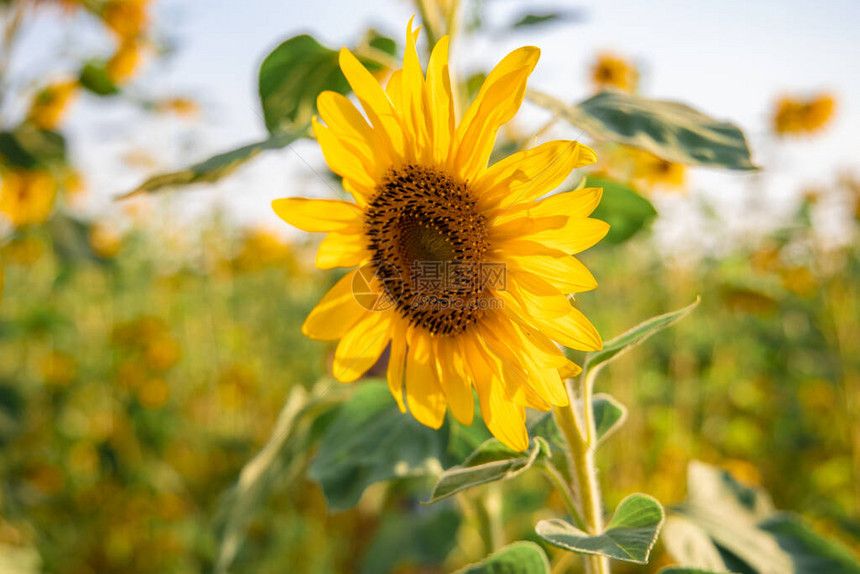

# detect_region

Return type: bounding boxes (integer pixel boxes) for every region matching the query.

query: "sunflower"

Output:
[773,93,836,136]
[590,52,638,93]
[0,169,58,227]
[628,148,685,190]
[273,20,607,451]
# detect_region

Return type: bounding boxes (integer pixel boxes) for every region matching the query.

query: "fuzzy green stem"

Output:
[553,378,610,574]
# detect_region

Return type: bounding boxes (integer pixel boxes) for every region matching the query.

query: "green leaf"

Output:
[456,541,551,574]
[309,381,446,511]
[122,131,300,197]
[0,125,67,170]
[760,514,860,574]
[672,462,860,574]
[360,506,461,574]
[46,214,104,267]
[527,89,756,170]
[536,493,665,563]
[511,12,578,28]
[591,393,627,443]
[588,177,656,243]
[79,60,119,96]
[674,461,791,574]
[585,297,700,376]
[214,382,347,574]
[425,437,548,504]
[661,515,728,571]
[531,394,626,448]
[658,569,731,574]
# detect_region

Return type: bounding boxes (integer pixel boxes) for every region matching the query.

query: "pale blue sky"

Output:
[13,0,860,250]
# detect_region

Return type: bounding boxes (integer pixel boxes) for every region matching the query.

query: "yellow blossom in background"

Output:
[591,52,638,93]
[0,169,58,227]
[779,265,818,298]
[773,93,836,136]
[137,378,170,409]
[106,39,143,84]
[42,350,78,386]
[155,96,200,117]
[89,222,123,258]
[273,20,606,451]
[232,227,297,272]
[28,80,78,130]
[102,0,149,40]
[629,147,686,190]
[2,236,46,265]
[143,336,181,373]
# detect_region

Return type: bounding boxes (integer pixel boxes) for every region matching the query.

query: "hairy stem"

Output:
[553,377,610,574]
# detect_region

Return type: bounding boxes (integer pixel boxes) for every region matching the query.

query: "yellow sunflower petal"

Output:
[529,217,610,254]
[317,90,385,175]
[405,335,447,429]
[312,117,377,192]
[463,336,529,451]
[332,310,392,383]
[338,48,405,160]
[386,317,408,412]
[425,35,455,165]
[493,187,603,224]
[476,140,597,211]
[316,231,369,270]
[271,197,362,232]
[302,269,367,341]
[452,46,540,182]
[530,306,603,352]
[502,248,598,294]
[435,337,474,425]
[400,17,429,161]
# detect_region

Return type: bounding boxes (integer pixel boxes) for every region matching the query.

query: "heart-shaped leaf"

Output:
[426,437,548,504]
[536,493,665,563]
[456,541,551,573]
[258,33,395,133]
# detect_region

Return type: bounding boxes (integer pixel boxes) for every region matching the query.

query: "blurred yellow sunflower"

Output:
[273,20,606,450]
[28,80,78,130]
[0,169,58,227]
[773,93,836,136]
[629,148,685,190]
[590,52,638,93]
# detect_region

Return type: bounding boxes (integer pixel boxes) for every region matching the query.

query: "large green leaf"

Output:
[213,382,347,574]
[0,125,67,170]
[426,437,548,504]
[527,90,756,170]
[360,506,461,574]
[584,298,700,376]
[661,515,727,571]
[456,541,551,574]
[258,33,394,133]
[536,493,665,563]
[760,515,860,574]
[671,461,860,574]
[309,381,447,511]
[122,132,300,197]
[588,177,656,243]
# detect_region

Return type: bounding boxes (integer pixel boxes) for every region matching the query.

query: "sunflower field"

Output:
[0,1,859,573]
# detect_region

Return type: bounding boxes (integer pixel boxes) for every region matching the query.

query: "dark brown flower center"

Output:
[364,164,492,336]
